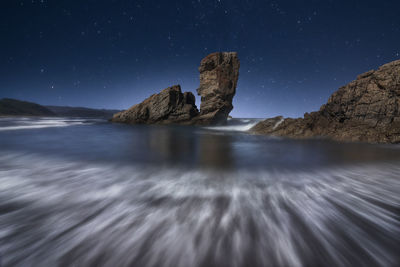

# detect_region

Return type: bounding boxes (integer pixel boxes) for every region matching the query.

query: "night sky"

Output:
[1,0,399,118]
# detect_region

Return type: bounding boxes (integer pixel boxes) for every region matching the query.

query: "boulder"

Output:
[111,85,199,124]
[250,59,400,143]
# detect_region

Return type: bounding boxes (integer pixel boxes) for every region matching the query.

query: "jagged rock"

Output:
[112,52,240,125]
[111,85,199,124]
[194,52,240,125]
[251,59,400,143]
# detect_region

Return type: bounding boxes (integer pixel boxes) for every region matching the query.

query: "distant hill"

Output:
[0,98,55,116]
[0,98,121,118]
[46,106,121,118]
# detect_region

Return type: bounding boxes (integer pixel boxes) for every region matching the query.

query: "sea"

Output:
[0,117,399,267]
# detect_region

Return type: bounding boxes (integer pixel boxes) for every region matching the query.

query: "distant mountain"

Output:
[0,98,55,116]
[46,106,121,118]
[0,98,121,118]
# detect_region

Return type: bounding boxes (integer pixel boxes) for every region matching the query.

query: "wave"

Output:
[204,118,263,132]
[273,117,284,129]
[0,118,100,131]
[0,151,399,266]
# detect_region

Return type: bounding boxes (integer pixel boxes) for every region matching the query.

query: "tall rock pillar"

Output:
[195,52,240,125]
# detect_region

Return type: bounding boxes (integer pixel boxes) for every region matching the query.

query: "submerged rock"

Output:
[111,85,199,124]
[194,52,240,125]
[112,52,240,125]
[251,59,400,143]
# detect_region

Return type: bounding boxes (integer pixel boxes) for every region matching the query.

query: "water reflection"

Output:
[147,126,196,163]
[198,133,234,169]
[146,126,234,169]
[1,120,400,171]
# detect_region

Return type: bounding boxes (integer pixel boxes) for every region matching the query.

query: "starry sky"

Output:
[1,0,399,118]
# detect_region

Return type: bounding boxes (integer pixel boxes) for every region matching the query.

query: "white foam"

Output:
[0,118,92,131]
[205,118,262,132]
[273,117,284,130]
[0,151,399,266]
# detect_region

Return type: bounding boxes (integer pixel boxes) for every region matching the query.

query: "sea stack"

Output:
[111,52,240,125]
[251,59,400,143]
[193,52,240,125]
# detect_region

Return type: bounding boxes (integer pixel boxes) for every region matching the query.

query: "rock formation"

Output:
[111,52,240,125]
[251,59,400,143]
[112,85,199,124]
[194,52,240,125]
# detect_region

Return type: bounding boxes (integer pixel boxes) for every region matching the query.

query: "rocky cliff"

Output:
[251,59,400,143]
[112,52,240,125]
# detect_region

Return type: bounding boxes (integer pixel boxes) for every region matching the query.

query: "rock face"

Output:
[112,52,240,125]
[112,85,199,124]
[251,59,400,143]
[194,52,240,125]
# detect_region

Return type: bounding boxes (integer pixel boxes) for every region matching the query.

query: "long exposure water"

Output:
[0,117,399,266]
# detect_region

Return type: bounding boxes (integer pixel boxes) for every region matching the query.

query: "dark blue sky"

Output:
[1,0,399,118]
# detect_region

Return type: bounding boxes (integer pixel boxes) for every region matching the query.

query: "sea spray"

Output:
[0,151,399,266]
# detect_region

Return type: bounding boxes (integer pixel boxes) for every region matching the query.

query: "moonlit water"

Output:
[0,118,399,267]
